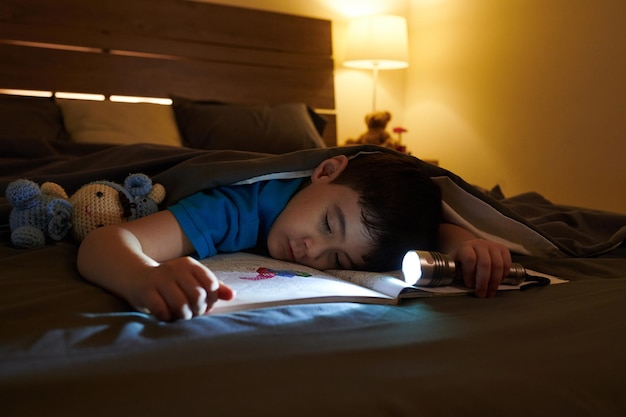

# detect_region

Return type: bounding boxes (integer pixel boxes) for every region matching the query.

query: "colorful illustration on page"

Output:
[241,267,313,281]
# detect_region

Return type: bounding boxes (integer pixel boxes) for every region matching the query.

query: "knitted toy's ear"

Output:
[148,183,166,204]
[124,174,153,197]
[5,179,41,210]
[41,182,69,200]
[123,173,166,220]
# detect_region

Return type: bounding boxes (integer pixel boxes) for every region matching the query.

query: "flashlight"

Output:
[401,250,527,287]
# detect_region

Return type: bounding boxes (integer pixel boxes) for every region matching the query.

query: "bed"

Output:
[2,1,626,416]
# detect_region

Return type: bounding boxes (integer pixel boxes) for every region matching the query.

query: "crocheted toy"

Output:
[6,179,72,249]
[70,173,166,241]
[346,111,395,147]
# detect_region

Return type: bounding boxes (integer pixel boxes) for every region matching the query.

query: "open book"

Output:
[202,252,566,314]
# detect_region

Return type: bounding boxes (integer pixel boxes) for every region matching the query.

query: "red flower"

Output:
[393,127,407,134]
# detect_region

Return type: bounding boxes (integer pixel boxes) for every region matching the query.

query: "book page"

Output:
[326,269,432,299]
[202,253,397,314]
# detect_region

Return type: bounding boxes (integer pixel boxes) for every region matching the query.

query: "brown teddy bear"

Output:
[346,111,395,147]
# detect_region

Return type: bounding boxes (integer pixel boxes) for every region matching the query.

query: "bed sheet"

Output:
[1,243,625,417]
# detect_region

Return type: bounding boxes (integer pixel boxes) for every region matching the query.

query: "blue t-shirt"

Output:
[168,178,304,259]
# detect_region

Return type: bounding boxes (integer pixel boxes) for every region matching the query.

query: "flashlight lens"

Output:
[401,251,422,286]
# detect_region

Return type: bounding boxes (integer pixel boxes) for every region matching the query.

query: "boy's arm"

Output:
[77,210,234,320]
[437,223,512,298]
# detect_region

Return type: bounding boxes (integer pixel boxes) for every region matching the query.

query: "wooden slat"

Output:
[0,23,330,69]
[0,44,335,109]
[0,0,331,55]
[0,23,332,69]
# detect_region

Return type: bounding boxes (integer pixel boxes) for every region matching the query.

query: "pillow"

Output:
[56,99,183,147]
[171,97,327,154]
[0,94,69,141]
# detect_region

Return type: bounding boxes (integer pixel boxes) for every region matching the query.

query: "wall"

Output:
[197,0,626,214]
[406,0,626,214]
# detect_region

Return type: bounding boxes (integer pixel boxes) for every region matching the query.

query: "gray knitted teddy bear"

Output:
[6,179,72,249]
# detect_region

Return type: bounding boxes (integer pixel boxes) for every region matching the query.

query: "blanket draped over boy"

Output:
[1,139,625,258]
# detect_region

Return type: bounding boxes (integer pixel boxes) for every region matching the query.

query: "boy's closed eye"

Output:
[321,213,332,235]
[320,212,343,268]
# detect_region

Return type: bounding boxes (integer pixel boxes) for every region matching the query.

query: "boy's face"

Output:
[267,156,373,270]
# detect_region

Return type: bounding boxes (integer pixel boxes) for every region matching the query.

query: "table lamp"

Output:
[343,15,409,111]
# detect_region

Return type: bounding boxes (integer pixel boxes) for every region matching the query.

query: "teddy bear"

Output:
[6,174,166,248]
[70,173,166,241]
[345,110,395,147]
[6,179,73,249]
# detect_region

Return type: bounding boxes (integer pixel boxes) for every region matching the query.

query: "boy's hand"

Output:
[127,257,235,321]
[449,239,512,298]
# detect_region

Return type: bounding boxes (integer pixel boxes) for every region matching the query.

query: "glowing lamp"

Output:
[344,14,409,111]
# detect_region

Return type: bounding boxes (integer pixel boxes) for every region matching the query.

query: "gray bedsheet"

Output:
[1,139,625,416]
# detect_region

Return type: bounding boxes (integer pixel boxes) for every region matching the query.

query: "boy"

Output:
[78,152,512,321]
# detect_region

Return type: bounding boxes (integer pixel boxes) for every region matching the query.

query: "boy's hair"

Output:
[332,151,442,271]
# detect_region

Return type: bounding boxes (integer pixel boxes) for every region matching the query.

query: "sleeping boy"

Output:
[77,151,512,321]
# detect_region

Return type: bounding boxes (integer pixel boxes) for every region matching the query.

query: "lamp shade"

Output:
[344,15,409,70]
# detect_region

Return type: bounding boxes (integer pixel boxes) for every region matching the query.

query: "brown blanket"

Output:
[2,138,624,257]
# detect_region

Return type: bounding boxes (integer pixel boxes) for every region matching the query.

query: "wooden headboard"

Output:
[0,0,337,145]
